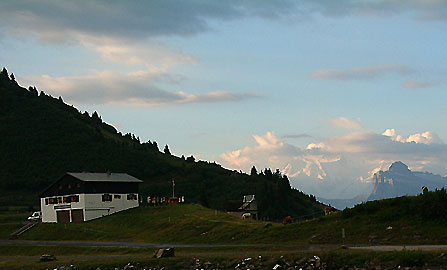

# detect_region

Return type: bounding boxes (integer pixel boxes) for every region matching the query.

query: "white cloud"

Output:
[330,117,363,130]
[23,71,259,106]
[83,37,199,70]
[311,64,414,80]
[382,128,443,144]
[219,129,447,198]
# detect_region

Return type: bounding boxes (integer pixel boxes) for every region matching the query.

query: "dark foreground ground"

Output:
[2,244,447,270]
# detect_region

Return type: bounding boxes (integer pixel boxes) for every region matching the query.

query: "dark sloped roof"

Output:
[67,172,143,183]
[238,201,252,210]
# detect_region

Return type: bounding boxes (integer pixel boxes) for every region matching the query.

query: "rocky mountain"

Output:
[368,161,447,201]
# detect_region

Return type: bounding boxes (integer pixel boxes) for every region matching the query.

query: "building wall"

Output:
[41,193,139,223]
[83,193,139,221]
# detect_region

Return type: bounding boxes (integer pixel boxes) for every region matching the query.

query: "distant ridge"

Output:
[368,161,446,201]
[319,161,447,209]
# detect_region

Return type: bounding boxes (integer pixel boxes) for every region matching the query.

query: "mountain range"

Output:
[368,161,446,200]
[320,161,447,209]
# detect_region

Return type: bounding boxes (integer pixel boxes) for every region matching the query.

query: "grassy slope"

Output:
[10,191,447,245]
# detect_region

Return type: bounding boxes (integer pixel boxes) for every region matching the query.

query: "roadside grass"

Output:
[0,212,28,224]
[0,224,23,239]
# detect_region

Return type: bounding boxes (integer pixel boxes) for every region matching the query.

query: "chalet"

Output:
[40,172,143,223]
[228,195,258,220]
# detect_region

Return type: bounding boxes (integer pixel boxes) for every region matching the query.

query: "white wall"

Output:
[41,193,139,223]
[83,193,139,221]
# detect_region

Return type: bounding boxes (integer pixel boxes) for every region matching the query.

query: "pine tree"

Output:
[250,166,258,176]
[186,155,195,163]
[153,141,159,151]
[164,144,171,155]
[0,67,8,79]
[10,73,17,83]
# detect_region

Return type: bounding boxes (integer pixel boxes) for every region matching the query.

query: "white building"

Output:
[39,172,143,223]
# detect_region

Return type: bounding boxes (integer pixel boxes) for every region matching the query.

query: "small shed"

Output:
[228,195,258,220]
[40,172,143,223]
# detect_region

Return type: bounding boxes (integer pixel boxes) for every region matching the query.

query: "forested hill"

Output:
[0,68,324,220]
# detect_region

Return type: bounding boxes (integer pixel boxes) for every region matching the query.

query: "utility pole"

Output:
[172,179,175,198]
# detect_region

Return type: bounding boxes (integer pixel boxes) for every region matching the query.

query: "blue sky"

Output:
[1,0,447,198]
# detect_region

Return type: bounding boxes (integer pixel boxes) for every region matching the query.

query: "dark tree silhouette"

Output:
[153,141,159,151]
[0,67,8,78]
[10,73,16,83]
[164,144,171,155]
[92,111,101,122]
[28,86,38,96]
[250,166,258,176]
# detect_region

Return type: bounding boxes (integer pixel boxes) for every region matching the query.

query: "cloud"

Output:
[382,128,444,144]
[403,80,433,89]
[311,64,414,80]
[24,70,259,106]
[282,133,314,139]
[307,0,447,21]
[91,39,198,70]
[219,129,447,198]
[0,1,446,46]
[329,117,363,130]
[0,1,297,43]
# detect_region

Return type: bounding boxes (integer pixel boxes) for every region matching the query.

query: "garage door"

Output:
[56,210,70,223]
[71,209,84,223]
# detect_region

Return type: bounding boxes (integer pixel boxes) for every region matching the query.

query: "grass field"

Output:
[0,200,444,245]
[2,198,447,269]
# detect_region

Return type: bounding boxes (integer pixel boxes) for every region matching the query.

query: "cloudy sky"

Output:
[1,0,447,199]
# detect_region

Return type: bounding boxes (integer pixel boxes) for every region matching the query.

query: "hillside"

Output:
[0,67,323,220]
[6,189,447,245]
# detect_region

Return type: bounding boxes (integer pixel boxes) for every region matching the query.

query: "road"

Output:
[2,240,447,251]
[0,239,312,248]
[349,245,447,251]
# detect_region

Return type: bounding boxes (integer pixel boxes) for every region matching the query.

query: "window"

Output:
[127,194,137,200]
[48,198,57,204]
[102,194,112,202]
[57,197,63,204]
[45,198,49,205]
[70,195,79,202]
[63,196,69,203]
[114,194,121,199]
